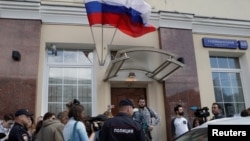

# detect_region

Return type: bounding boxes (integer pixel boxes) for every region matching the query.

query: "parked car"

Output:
[174,116,250,141]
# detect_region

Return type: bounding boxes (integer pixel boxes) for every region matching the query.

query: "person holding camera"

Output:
[89,114,108,141]
[171,104,191,139]
[193,106,210,124]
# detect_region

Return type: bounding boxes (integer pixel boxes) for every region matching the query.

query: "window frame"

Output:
[44,48,94,115]
[210,56,245,116]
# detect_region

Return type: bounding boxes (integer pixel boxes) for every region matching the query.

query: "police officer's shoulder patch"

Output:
[22,134,28,141]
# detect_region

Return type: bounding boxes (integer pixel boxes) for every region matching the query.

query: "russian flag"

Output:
[85,0,156,38]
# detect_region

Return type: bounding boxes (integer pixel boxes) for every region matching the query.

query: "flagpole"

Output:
[100,0,105,66]
[89,26,102,66]
[89,27,96,45]
[90,26,105,66]
[101,24,104,65]
[110,27,118,45]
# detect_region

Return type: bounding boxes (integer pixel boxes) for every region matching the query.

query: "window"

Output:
[210,56,245,117]
[47,48,93,115]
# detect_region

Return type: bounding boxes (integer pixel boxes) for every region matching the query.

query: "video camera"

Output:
[194,107,210,118]
[88,114,108,131]
[190,106,210,122]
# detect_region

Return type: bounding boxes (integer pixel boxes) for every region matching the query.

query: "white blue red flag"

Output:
[85,0,156,38]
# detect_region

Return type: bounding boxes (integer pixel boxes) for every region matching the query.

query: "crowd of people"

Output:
[2,98,249,141]
[0,97,160,141]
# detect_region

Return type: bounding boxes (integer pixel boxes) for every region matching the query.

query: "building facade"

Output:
[1,0,250,141]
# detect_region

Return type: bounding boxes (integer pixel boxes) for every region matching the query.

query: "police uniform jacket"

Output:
[8,122,31,141]
[99,112,145,141]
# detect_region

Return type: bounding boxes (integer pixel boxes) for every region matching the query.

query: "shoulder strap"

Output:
[71,121,78,141]
[146,107,155,118]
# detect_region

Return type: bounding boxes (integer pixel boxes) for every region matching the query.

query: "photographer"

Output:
[89,114,108,141]
[194,107,210,123]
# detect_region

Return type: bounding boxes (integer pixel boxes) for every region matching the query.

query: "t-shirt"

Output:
[171,117,190,138]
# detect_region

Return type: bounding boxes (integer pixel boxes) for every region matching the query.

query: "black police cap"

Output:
[119,99,134,108]
[15,109,33,117]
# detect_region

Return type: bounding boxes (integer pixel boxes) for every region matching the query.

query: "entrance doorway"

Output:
[111,88,146,116]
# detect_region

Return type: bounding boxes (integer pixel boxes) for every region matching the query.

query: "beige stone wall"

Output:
[193,34,250,117]
[41,0,84,6]
[37,24,166,141]
[39,0,250,21]
[151,0,250,21]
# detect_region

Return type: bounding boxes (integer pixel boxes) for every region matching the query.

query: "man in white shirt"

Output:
[171,104,191,139]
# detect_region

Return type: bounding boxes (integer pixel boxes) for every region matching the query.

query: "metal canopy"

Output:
[103,47,184,81]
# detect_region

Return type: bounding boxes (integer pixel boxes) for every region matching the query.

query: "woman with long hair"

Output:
[63,103,89,141]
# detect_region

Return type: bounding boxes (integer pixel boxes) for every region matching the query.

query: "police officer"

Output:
[99,99,145,141]
[9,109,33,141]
